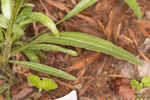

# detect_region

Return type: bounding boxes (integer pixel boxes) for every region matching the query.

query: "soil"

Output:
[2,0,150,100]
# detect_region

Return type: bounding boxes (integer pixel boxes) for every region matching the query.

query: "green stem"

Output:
[2,0,22,82]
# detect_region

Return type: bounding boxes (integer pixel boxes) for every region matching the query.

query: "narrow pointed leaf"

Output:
[23,50,40,62]
[0,84,10,94]
[18,19,34,28]
[1,0,12,19]
[0,31,4,41]
[57,0,98,24]
[16,7,33,24]
[0,15,8,28]
[29,12,59,36]
[35,32,141,65]
[12,26,24,41]
[13,41,77,56]
[125,0,142,20]
[34,51,47,59]
[9,60,76,80]
[28,44,78,56]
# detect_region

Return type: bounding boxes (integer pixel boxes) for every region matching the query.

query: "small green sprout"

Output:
[27,74,58,92]
[136,98,144,100]
[130,76,150,90]
[141,76,150,87]
[130,79,143,90]
[130,77,150,100]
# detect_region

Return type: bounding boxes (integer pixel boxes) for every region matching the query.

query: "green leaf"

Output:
[28,44,78,56]
[23,50,40,62]
[35,32,141,65]
[29,12,59,37]
[0,15,8,28]
[18,19,33,28]
[130,80,139,89]
[27,74,41,89]
[0,84,10,94]
[1,0,12,19]
[0,31,4,41]
[6,89,11,100]
[57,0,98,24]
[125,0,142,20]
[16,6,33,24]
[13,41,77,56]
[12,26,24,41]
[27,75,57,91]
[141,76,150,87]
[9,60,76,80]
[136,98,144,100]
[35,51,47,60]
[40,78,57,91]
[130,79,143,90]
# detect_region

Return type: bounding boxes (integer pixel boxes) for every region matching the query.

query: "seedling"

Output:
[130,76,150,90]
[0,0,141,99]
[130,76,150,99]
[27,74,58,92]
[27,74,57,100]
[130,79,143,90]
[136,98,144,100]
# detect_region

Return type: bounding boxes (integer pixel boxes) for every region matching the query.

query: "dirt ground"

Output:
[1,0,150,100]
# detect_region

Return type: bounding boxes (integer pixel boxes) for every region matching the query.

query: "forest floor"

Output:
[1,0,150,100]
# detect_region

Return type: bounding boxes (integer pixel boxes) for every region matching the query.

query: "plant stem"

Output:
[2,0,22,82]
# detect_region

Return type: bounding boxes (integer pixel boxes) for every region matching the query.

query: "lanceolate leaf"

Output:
[0,31,4,41]
[29,12,59,37]
[0,15,8,28]
[28,44,78,56]
[0,84,10,94]
[9,60,76,80]
[35,32,141,65]
[18,19,33,28]
[12,41,77,56]
[34,51,47,59]
[57,0,98,24]
[1,0,12,19]
[23,50,40,62]
[16,7,33,24]
[12,26,24,41]
[125,0,142,20]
